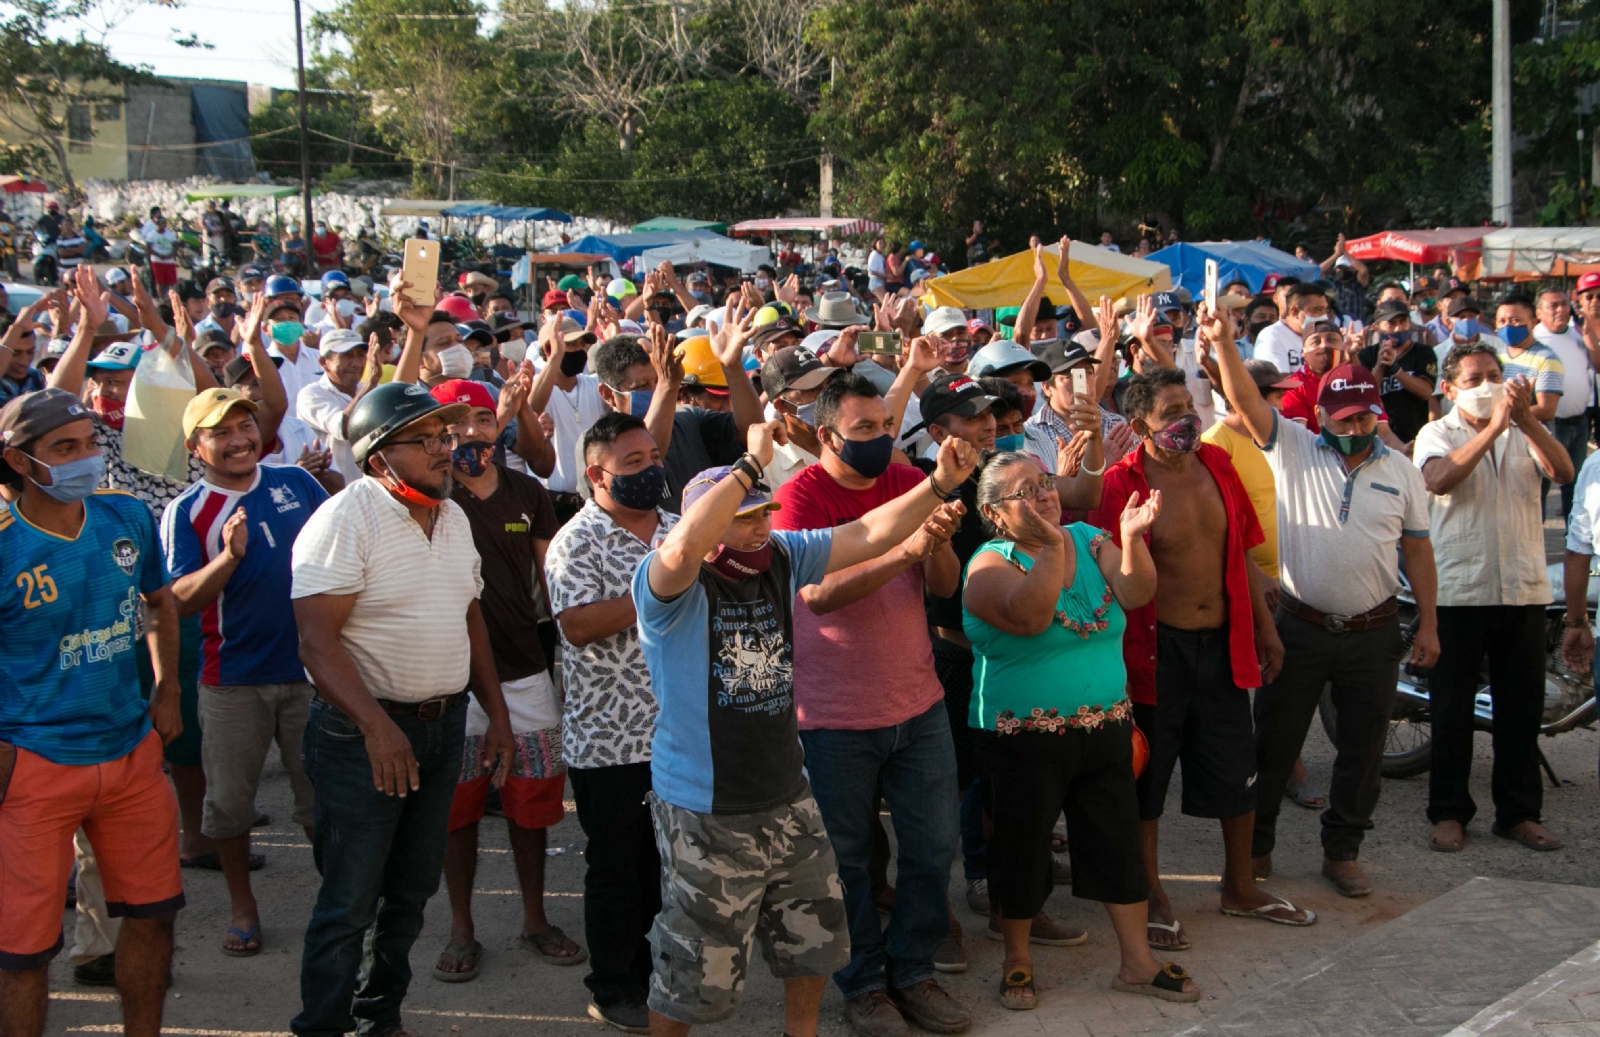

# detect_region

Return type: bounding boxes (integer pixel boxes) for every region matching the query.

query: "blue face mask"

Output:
[1501,324,1530,348]
[832,431,894,479]
[26,452,105,503]
[1452,317,1480,341]
[995,432,1025,452]
[607,384,652,419]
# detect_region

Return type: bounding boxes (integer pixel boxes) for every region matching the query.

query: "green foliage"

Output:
[249,92,402,183]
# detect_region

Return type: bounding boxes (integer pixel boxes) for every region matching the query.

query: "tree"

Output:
[0,0,153,198]
[249,89,406,184]
[312,0,495,195]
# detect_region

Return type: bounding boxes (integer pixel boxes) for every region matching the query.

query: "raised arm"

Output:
[1509,376,1575,484]
[825,436,979,574]
[962,510,1067,638]
[798,501,962,615]
[1420,384,1513,495]
[884,335,941,438]
[1054,237,1093,325]
[709,300,763,434]
[390,279,428,385]
[241,294,285,450]
[642,321,683,457]
[1207,309,1275,446]
[1011,245,1048,346]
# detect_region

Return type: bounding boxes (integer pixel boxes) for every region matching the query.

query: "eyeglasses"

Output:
[998,477,1056,502]
[384,433,458,456]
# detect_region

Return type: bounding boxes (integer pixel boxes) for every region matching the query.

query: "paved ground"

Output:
[1444,936,1600,1037]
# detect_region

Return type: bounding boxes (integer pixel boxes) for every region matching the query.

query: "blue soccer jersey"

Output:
[0,490,169,765]
[161,464,328,687]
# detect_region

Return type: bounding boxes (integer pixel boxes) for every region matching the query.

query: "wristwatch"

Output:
[731,453,764,487]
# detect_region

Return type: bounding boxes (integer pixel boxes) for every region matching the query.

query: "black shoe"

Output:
[587,998,650,1033]
[73,954,116,986]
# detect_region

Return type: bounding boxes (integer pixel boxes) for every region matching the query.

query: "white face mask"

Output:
[1453,379,1504,420]
[436,343,473,379]
[336,299,357,318]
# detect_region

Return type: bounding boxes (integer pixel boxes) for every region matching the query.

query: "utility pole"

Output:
[1491,0,1513,225]
[293,0,314,247]
[819,58,836,218]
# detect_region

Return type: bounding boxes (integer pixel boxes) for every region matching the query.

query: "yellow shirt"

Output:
[1202,419,1279,578]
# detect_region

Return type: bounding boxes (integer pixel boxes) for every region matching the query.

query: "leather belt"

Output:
[377,692,469,721]
[1280,593,1398,633]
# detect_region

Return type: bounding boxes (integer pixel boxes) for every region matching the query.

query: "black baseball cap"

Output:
[0,387,94,453]
[760,344,836,398]
[750,317,805,348]
[902,374,998,436]
[196,328,234,354]
[1038,341,1101,374]
[222,353,282,388]
[1371,299,1411,323]
[1445,296,1480,317]
[998,296,1071,327]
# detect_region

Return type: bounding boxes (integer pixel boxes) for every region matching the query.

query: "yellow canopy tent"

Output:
[922,242,1171,312]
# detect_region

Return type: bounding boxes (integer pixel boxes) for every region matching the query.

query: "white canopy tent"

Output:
[1479,227,1600,278]
[637,236,772,274]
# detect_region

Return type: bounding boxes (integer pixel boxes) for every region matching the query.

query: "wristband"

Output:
[1078,454,1107,477]
[1564,616,1591,629]
[731,454,763,487]
[928,472,960,502]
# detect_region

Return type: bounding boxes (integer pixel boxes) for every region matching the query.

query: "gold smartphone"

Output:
[857,331,902,356]
[1071,366,1090,400]
[400,238,439,308]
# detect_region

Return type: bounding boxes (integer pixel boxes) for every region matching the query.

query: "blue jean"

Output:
[1549,415,1590,520]
[291,697,466,1037]
[799,700,958,1000]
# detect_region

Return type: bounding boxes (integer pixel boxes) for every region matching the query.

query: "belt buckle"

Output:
[1324,613,1350,633]
[416,698,445,721]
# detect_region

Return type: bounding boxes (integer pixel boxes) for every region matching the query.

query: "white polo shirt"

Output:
[291,477,483,703]
[296,376,361,485]
[1262,412,1430,616]
[1533,323,1595,417]
[1413,410,1551,607]
[266,340,324,419]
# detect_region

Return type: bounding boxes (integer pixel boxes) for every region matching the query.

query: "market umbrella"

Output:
[0,175,49,193]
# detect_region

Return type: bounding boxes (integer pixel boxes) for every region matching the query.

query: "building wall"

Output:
[123,82,196,181]
[0,80,130,183]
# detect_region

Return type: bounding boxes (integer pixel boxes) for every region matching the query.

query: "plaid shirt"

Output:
[1022,402,1125,473]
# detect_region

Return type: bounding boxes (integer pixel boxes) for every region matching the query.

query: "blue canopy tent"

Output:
[439,205,573,222]
[560,229,727,266]
[1148,241,1321,296]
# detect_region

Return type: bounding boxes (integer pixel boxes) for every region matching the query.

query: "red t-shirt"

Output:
[312,231,342,263]
[772,462,945,731]
[1278,367,1388,434]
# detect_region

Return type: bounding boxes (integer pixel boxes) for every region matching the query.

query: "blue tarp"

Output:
[1147,241,1322,297]
[189,86,255,181]
[440,205,573,222]
[559,229,727,264]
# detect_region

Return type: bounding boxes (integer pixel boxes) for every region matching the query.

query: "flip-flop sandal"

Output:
[1285,783,1328,810]
[1112,962,1202,1003]
[999,965,1037,1011]
[1492,823,1563,851]
[181,852,265,872]
[519,927,588,966]
[222,925,262,958]
[432,939,482,983]
[1146,919,1191,950]
[1221,895,1317,927]
[1430,822,1465,853]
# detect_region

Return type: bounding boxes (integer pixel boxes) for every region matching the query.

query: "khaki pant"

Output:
[198,681,315,840]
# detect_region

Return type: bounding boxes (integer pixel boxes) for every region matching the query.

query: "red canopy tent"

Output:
[1344,228,1485,269]
[0,175,49,194]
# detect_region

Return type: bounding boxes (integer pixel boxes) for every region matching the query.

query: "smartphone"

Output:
[857,331,902,356]
[400,238,439,308]
[1204,258,1220,318]
[1071,366,1090,400]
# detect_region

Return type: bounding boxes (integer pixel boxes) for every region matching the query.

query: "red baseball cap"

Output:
[429,379,496,415]
[541,289,569,310]
[1577,272,1600,294]
[437,294,478,323]
[1317,363,1384,421]
[1261,273,1285,292]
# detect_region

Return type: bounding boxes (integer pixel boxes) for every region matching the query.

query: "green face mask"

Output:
[1321,427,1377,456]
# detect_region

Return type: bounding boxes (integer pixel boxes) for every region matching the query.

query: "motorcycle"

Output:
[1319,563,1599,782]
[29,228,57,285]
[0,216,18,280]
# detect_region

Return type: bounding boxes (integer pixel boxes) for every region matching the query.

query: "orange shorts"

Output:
[0,729,184,970]
[448,774,565,833]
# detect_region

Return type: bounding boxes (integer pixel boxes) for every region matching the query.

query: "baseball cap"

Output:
[196,328,234,355]
[237,265,265,282]
[1411,274,1439,295]
[318,328,367,355]
[1243,359,1297,392]
[686,270,709,284]
[799,329,840,355]
[321,270,351,290]
[104,267,130,285]
[967,317,992,335]
[264,274,302,297]
[541,289,570,310]
[429,379,496,414]
[1371,299,1411,323]
[1334,255,1354,269]
[1261,273,1287,292]
[436,294,478,323]
[1578,272,1600,294]
[902,374,999,436]
[559,316,596,346]
[998,296,1070,327]
[750,317,805,348]
[86,341,141,371]
[491,311,530,333]
[1317,363,1384,421]
[1150,291,1183,313]
[969,341,1050,381]
[607,277,638,298]
[458,321,495,346]
[1037,341,1101,374]
[1445,296,1480,317]
[1438,277,1467,297]
[685,303,715,327]
[681,465,780,517]
[181,387,260,439]
[761,345,835,398]
[1301,316,1341,338]
[203,277,234,297]
[921,306,967,337]
[556,274,587,291]
[0,387,94,451]
[222,353,282,388]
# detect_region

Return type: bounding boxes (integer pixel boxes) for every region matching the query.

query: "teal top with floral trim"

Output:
[962,523,1129,733]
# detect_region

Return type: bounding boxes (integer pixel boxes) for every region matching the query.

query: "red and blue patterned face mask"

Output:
[1148,413,1202,454]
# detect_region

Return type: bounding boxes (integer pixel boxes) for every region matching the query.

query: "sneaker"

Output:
[587,998,650,1033]
[964,878,990,915]
[844,989,909,1037]
[932,934,967,973]
[73,953,117,987]
[889,978,972,1033]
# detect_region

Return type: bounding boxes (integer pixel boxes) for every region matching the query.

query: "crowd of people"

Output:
[0,225,1593,1037]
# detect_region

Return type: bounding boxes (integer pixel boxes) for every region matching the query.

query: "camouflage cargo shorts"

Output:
[646,788,850,1024]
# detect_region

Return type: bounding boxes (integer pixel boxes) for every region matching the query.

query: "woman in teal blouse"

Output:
[963,451,1200,1009]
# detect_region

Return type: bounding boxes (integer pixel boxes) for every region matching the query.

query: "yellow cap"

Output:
[752,305,781,328]
[675,333,728,388]
[182,387,259,439]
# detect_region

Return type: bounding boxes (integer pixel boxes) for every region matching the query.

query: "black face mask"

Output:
[469,292,487,306]
[1247,319,1274,340]
[560,350,588,377]
[603,463,668,510]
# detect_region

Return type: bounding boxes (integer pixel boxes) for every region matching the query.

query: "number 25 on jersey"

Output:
[16,564,58,610]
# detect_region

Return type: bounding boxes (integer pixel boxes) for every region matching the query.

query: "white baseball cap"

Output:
[319,328,366,355]
[921,306,968,337]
